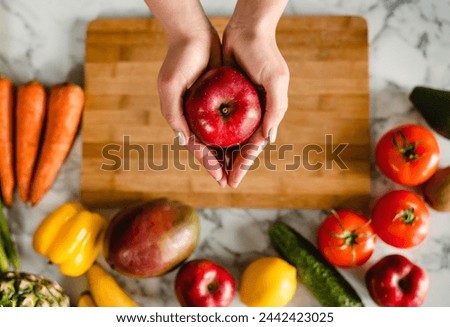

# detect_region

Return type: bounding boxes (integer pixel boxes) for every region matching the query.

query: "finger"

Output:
[222,36,238,68]
[216,173,228,188]
[208,47,222,69]
[186,136,227,187]
[215,146,228,187]
[261,67,289,141]
[157,74,192,145]
[208,32,223,69]
[228,127,267,188]
[223,51,236,68]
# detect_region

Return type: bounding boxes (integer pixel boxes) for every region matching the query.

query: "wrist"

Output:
[164,16,213,44]
[227,0,287,35]
[165,21,213,47]
[225,21,273,42]
[227,15,277,38]
[146,0,211,43]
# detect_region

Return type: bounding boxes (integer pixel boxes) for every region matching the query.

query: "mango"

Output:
[423,166,450,212]
[103,198,200,278]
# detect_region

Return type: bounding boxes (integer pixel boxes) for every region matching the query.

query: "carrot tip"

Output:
[29,192,42,206]
[2,201,12,207]
[19,194,29,203]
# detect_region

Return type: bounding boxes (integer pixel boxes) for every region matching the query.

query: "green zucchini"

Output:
[0,238,9,273]
[269,222,364,307]
[409,86,450,140]
[0,200,20,271]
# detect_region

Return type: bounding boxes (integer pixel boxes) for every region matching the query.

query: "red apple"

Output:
[184,66,262,148]
[174,259,235,307]
[365,254,429,307]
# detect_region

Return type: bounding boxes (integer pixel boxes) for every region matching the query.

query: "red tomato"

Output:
[375,124,440,186]
[372,190,430,248]
[317,209,376,268]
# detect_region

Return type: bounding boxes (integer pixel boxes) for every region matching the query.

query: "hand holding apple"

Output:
[223,0,289,144]
[174,259,236,307]
[222,10,289,188]
[365,254,429,307]
[147,0,289,188]
[154,15,226,185]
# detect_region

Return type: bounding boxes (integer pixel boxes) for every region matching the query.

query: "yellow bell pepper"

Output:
[33,202,108,277]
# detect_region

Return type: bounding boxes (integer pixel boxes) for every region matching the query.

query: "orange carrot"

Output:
[16,81,47,203]
[29,83,85,205]
[0,75,15,206]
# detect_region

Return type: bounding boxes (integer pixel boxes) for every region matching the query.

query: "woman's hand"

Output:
[146,0,227,186]
[223,0,289,188]
[146,0,289,188]
[159,29,227,186]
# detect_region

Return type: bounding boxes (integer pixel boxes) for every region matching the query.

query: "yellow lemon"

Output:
[239,256,297,307]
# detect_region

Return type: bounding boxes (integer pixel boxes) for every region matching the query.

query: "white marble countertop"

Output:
[1,0,449,307]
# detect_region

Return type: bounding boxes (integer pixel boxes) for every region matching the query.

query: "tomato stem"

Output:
[330,210,345,231]
[392,131,421,161]
[332,230,359,246]
[332,230,359,266]
[393,208,416,225]
[330,210,374,266]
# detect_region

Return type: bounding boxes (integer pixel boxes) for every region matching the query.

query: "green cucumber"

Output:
[409,86,450,140]
[269,222,364,307]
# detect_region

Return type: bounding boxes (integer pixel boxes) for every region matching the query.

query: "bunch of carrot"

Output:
[0,74,85,207]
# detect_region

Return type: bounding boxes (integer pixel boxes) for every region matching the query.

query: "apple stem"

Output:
[207,281,219,294]
[219,104,230,116]
[398,276,411,293]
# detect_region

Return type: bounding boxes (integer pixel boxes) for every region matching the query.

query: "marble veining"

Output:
[0,0,449,306]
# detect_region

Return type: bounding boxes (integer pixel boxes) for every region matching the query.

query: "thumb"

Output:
[158,77,191,145]
[261,74,289,143]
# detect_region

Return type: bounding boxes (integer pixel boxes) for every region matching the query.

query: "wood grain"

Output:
[82,16,370,210]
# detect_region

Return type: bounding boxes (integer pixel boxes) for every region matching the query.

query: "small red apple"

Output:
[184,66,262,148]
[174,259,235,307]
[365,254,429,307]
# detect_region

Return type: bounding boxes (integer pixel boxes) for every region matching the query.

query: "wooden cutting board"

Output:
[82,16,370,210]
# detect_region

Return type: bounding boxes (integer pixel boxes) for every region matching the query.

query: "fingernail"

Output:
[213,171,227,188]
[229,181,240,189]
[268,126,278,143]
[175,131,187,145]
